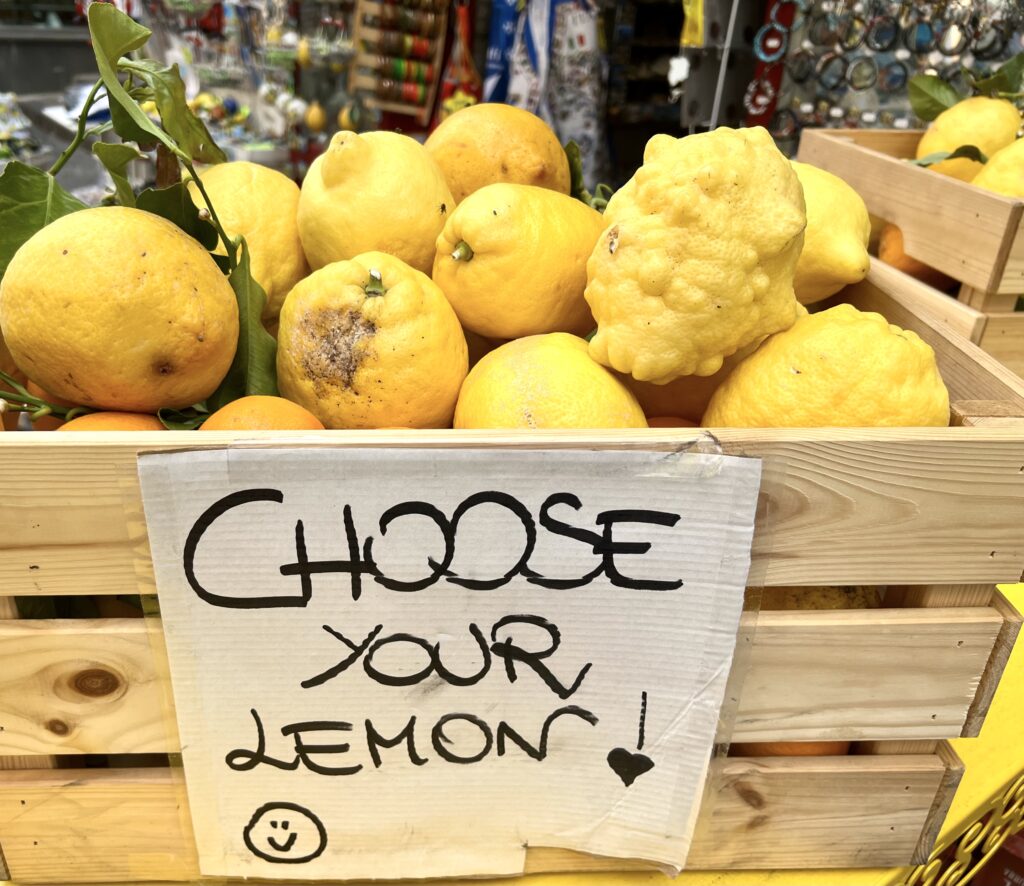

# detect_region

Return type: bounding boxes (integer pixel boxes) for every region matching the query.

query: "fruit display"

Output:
[0,4,952,435]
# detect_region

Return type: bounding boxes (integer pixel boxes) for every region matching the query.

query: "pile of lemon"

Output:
[0,103,952,432]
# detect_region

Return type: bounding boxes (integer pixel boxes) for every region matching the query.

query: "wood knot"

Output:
[46,719,70,736]
[73,668,120,697]
[734,781,765,810]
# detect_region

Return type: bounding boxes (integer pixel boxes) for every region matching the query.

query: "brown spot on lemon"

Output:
[299,308,376,396]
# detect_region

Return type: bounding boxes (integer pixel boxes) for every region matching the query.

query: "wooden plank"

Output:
[961,590,1024,736]
[886,584,994,607]
[733,607,1004,741]
[913,741,964,864]
[958,284,1019,313]
[2,426,1024,592]
[798,129,1023,294]
[813,128,921,159]
[0,619,172,756]
[0,753,950,881]
[856,740,938,755]
[951,401,1024,426]
[979,313,1024,379]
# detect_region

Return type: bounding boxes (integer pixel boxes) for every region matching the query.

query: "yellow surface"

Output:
[972,138,1024,198]
[915,97,1021,182]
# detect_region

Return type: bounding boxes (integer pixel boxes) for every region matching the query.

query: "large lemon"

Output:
[454,333,647,430]
[297,131,453,274]
[425,103,570,204]
[972,136,1024,197]
[277,251,467,429]
[432,183,605,338]
[916,96,1021,182]
[703,304,949,427]
[188,161,308,322]
[0,206,237,412]
[791,161,870,304]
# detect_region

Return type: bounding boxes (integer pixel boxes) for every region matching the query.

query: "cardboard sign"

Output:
[139,447,761,879]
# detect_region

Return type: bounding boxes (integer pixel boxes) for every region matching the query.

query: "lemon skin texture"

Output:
[585,126,805,384]
[702,304,950,428]
[0,206,238,412]
[298,131,453,274]
[277,251,467,429]
[454,333,647,430]
[433,183,605,338]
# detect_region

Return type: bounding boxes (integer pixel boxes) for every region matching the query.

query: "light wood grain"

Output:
[798,128,1024,294]
[886,584,994,607]
[961,590,1024,736]
[979,313,1024,379]
[958,284,1020,313]
[0,748,958,881]
[733,607,1003,741]
[913,741,964,864]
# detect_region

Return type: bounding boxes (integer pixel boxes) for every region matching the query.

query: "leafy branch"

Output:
[910,51,1024,121]
[48,78,106,176]
[0,370,92,422]
[565,140,616,212]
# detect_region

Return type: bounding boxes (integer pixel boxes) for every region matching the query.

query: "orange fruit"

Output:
[57,412,166,431]
[647,416,698,428]
[26,380,73,430]
[200,395,326,431]
[730,741,851,757]
[878,224,956,291]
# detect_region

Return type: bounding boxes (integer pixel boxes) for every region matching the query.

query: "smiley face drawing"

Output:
[243,801,327,864]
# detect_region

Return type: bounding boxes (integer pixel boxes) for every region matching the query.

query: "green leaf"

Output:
[119,58,226,164]
[157,403,209,430]
[590,183,615,213]
[0,161,86,279]
[136,182,218,250]
[92,142,142,207]
[87,4,174,152]
[910,144,989,167]
[909,74,962,121]
[974,52,1024,96]
[565,140,588,204]
[206,239,278,412]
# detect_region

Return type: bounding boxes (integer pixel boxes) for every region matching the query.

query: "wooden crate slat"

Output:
[961,590,1024,736]
[0,598,1011,757]
[733,606,1004,741]
[0,750,956,880]
[798,129,1023,294]
[0,619,172,756]
[979,313,1024,379]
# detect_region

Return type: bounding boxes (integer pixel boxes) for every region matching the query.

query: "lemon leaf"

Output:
[92,142,142,207]
[909,74,962,122]
[136,182,218,250]
[0,161,86,280]
[157,404,209,430]
[910,145,989,167]
[565,140,588,203]
[206,239,278,411]
[973,52,1024,97]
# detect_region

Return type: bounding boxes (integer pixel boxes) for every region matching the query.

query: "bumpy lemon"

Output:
[425,103,570,204]
[586,127,804,384]
[277,251,467,429]
[432,184,605,338]
[761,586,881,610]
[916,97,1021,182]
[972,137,1024,197]
[791,161,870,304]
[0,206,238,412]
[298,131,453,273]
[703,304,949,428]
[455,333,647,430]
[189,161,308,322]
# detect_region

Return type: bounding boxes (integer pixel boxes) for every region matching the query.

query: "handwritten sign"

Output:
[139,447,761,879]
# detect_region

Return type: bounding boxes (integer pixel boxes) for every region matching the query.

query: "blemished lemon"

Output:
[297,130,453,274]
[277,251,467,429]
[916,96,1021,181]
[454,333,647,430]
[0,206,238,413]
[791,161,870,304]
[189,161,309,322]
[432,184,605,338]
[702,304,949,428]
[425,103,570,204]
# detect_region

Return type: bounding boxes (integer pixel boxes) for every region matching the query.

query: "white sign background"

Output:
[139,448,761,880]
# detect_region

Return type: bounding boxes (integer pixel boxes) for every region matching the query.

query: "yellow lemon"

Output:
[425,103,570,204]
[0,206,237,412]
[791,161,870,304]
[298,131,453,274]
[760,586,882,610]
[454,333,647,430]
[188,161,308,322]
[304,100,326,133]
[432,184,605,338]
[586,127,804,384]
[916,96,1021,181]
[702,304,949,428]
[277,251,467,429]
[972,136,1024,197]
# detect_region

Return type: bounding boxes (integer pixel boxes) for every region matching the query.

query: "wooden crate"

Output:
[797,128,1024,377]
[1,265,1024,880]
